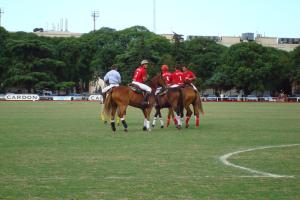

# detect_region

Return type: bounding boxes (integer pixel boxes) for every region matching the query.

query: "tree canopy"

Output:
[0,26,298,95]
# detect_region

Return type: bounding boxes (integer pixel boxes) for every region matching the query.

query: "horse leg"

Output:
[193,103,200,127]
[158,110,164,128]
[110,105,117,132]
[166,108,177,127]
[171,110,178,126]
[171,102,181,129]
[143,108,151,131]
[185,105,193,128]
[174,112,182,129]
[143,109,148,131]
[116,108,120,126]
[152,108,159,128]
[118,105,128,132]
[153,108,164,128]
[166,108,171,127]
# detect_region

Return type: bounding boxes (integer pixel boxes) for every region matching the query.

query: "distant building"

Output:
[241,32,254,41]
[186,35,221,42]
[219,36,241,47]
[33,31,82,38]
[160,34,174,41]
[160,33,184,42]
[34,30,300,51]
[255,34,300,51]
[185,32,300,51]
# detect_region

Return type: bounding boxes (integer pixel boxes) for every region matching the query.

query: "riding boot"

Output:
[142,92,151,107]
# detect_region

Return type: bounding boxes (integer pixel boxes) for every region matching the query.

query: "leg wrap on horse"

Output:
[174,113,182,126]
[152,117,157,127]
[196,116,200,127]
[173,117,178,125]
[166,116,171,127]
[143,118,147,131]
[159,117,164,128]
[146,120,150,130]
[111,121,116,131]
[185,116,191,125]
[121,119,128,129]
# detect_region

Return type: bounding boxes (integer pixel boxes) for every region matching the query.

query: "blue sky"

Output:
[1,0,299,38]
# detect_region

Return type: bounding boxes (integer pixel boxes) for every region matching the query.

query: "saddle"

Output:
[128,83,144,94]
[183,83,198,92]
[156,88,167,96]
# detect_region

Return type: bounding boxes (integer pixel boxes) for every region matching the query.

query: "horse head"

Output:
[149,73,166,90]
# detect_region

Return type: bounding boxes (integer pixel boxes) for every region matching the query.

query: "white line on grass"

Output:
[219,144,300,178]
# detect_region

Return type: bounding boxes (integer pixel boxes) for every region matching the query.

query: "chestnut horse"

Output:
[104,74,166,132]
[152,88,184,129]
[181,86,204,127]
[162,85,204,128]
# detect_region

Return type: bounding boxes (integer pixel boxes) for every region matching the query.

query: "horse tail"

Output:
[178,88,184,118]
[104,91,113,117]
[196,92,205,115]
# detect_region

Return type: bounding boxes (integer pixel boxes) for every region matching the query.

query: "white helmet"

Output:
[141,60,149,65]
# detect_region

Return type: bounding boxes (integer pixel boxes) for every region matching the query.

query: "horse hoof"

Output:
[152,124,155,128]
[160,125,164,129]
[143,127,147,131]
[185,124,189,128]
[124,128,128,132]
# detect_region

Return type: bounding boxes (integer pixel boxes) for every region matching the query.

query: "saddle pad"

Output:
[128,83,143,94]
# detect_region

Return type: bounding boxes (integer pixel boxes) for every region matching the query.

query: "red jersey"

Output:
[172,70,185,85]
[133,66,147,83]
[162,71,172,86]
[183,70,196,83]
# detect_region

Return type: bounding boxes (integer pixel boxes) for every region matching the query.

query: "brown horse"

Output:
[180,86,204,127]
[151,87,184,128]
[104,74,166,132]
[163,85,204,128]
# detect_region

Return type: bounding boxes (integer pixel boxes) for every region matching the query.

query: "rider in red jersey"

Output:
[132,60,152,106]
[171,65,185,87]
[182,65,197,91]
[161,65,172,86]
[155,64,172,95]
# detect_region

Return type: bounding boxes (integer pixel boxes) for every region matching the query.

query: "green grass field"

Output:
[0,101,299,200]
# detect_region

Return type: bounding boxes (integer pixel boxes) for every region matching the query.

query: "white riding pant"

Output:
[132,81,152,93]
[102,84,119,93]
[170,84,182,88]
[155,87,162,95]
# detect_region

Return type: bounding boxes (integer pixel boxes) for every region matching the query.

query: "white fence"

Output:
[0,94,103,102]
[0,94,299,102]
[202,96,300,102]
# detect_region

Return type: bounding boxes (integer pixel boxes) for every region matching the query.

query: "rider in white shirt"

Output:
[102,65,121,101]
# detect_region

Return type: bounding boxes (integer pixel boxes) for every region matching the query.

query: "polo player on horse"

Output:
[132,60,152,107]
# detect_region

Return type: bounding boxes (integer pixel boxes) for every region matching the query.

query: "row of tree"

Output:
[0,26,299,95]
